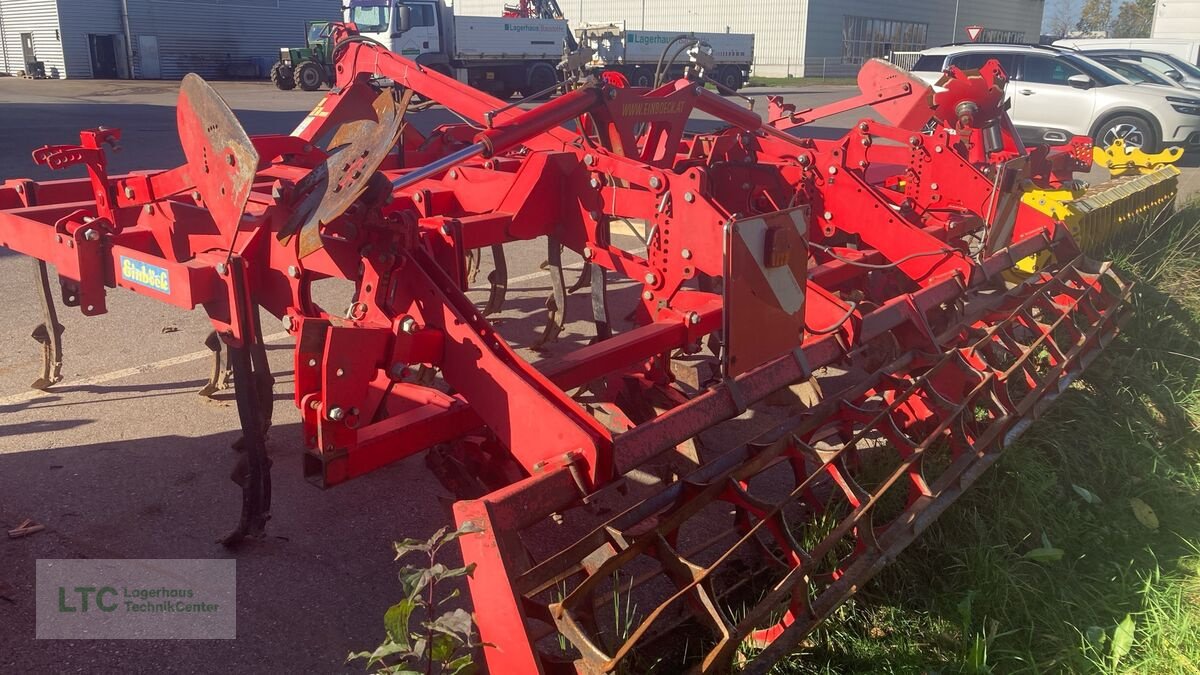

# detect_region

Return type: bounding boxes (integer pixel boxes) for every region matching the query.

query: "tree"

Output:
[1110,0,1155,38]
[1046,0,1079,37]
[1076,0,1113,34]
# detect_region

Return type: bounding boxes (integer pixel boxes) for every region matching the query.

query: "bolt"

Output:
[828,166,838,175]
[642,291,654,301]
[644,272,657,285]
[449,169,458,179]
[859,160,869,169]
[861,137,871,147]
[216,263,228,275]
[649,176,662,189]
[83,229,99,241]
[823,211,833,220]
[798,154,811,166]
[192,190,202,201]
[931,183,940,191]
[935,146,944,154]
[144,204,154,214]
[688,312,701,325]
[859,122,869,132]
[67,240,74,249]
[584,154,595,166]
[226,153,235,166]
[335,368,345,377]
[681,248,692,260]
[413,192,423,203]
[307,358,317,367]
[287,265,300,278]
[683,191,695,203]
[589,177,600,189]
[909,136,921,147]
[283,315,294,331]
[55,234,63,244]
[328,407,346,421]
[583,247,593,259]
[124,186,135,199]
[400,316,417,334]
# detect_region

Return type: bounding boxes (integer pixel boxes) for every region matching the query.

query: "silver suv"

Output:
[911,44,1200,152]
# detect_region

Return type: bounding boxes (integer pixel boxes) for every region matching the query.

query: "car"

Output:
[1060,49,1200,90]
[1093,56,1186,89]
[911,44,1200,152]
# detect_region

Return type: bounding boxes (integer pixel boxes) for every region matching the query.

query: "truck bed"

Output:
[452,16,569,61]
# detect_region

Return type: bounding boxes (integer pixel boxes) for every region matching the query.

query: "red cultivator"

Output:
[0,27,1132,672]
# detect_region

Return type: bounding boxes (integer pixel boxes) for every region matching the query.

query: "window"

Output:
[948,52,1019,76]
[843,16,929,65]
[1022,55,1082,85]
[912,55,947,72]
[349,1,390,32]
[407,3,436,27]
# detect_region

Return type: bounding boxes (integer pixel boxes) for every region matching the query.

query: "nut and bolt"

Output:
[644,272,658,285]
[144,204,154,214]
[83,229,99,241]
[192,190,202,201]
[55,234,63,244]
[930,183,940,191]
[449,169,458,179]
[282,315,295,331]
[216,263,228,275]
[583,154,595,166]
[328,407,346,421]
[859,122,870,132]
[582,247,593,259]
[683,191,695,203]
[828,166,838,175]
[589,177,601,189]
[935,146,944,154]
[307,358,318,367]
[823,211,833,220]
[287,265,300,278]
[681,248,692,260]
[798,154,811,166]
[124,186,135,199]
[909,136,921,147]
[688,312,701,325]
[400,316,418,334]
[642,291,654,301]
[649,176,662,189]
[413,192,423,203]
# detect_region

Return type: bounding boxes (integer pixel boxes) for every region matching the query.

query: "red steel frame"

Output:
[0,28,1131,673]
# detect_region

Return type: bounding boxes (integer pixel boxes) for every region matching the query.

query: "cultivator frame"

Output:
[0,26,1149,672]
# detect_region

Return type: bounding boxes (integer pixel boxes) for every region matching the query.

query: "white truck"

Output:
[576,22,755,91]
[346,0,570,99]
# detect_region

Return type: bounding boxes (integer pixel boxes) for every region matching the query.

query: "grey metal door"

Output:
[137,35,160,79]
[20,32,35,64]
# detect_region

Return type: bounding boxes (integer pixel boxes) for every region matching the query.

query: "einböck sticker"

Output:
[120,256,170,294]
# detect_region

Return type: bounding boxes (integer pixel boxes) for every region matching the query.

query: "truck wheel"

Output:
[270,63,295,90]
[631,68,654,88]
[717,66,743,92]
[295,61,324,92]
[524,63,558,101]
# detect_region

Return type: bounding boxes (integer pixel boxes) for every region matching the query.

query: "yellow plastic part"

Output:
[1008,142,1183,278]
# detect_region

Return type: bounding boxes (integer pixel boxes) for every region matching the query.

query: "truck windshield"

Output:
[348,0,390,33]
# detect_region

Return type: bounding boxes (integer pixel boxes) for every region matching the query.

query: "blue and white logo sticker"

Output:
[120,256,171,294]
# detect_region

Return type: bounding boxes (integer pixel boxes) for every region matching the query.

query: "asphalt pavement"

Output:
[0,76,1196,672]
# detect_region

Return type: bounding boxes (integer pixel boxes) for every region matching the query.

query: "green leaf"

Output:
[438,521,485,548]
[1023,547,1065,563]
[431,633,458,663]
[1085,625,1107,648]
[956,591,976,633]
[1072,484,1102,504]
[384,599,418,647]
[446,654,477,675]
[965,633,990,673]
[1129,498,1159,529]
[1110,614,1136,668]
[429,608,475,639]
[393,537,433,560]
[429,562,477,584]
[398,568,431,601]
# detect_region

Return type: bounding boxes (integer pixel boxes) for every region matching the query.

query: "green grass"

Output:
[772,202,1200,674]
[747,76,858,88]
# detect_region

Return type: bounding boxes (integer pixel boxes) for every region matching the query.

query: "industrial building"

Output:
[457,0,1047,77]
[0,0,339,79]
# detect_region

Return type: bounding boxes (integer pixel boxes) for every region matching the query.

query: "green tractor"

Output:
[271,21,334,91]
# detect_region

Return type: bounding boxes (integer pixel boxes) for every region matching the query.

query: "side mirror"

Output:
[1067,74,1094,89]
[1166,69,1183,81]
[395,4,412,33]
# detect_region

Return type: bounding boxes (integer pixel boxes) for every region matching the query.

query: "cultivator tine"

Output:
[482,244,509,317]
[535,238,568,350]
[568,261,592,294]
[198,330,232,398]
[590,264,612,341]
[30,259,64,391]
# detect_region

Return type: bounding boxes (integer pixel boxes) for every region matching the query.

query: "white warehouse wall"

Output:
[1153,0,1200,40]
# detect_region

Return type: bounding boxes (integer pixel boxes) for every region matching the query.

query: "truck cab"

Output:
[347,0,443,65]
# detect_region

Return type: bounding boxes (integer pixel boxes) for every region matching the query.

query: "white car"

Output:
[911,44,1200,152]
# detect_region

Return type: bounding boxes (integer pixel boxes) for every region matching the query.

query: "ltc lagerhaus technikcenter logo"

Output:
[36,559,236,639]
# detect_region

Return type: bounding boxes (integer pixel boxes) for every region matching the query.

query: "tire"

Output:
[631,68,654,88]
[523,63,558,100]
[295,61,325,92]
[270,62,295,91]
[1093,114,1158,152]
[717,66,743,92]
